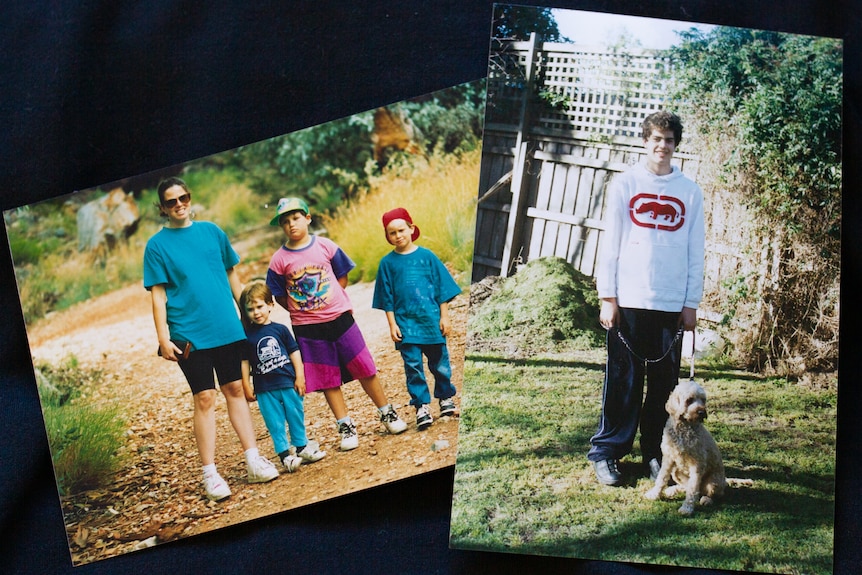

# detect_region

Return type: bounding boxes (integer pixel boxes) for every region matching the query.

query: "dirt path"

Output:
[29,266,466,565]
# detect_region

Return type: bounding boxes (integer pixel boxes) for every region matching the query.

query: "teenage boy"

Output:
[588,111,705,486]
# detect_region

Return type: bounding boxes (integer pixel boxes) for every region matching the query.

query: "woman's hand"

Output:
[159,340,182,361]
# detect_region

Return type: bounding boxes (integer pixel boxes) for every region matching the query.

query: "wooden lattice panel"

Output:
[488,40,673,139]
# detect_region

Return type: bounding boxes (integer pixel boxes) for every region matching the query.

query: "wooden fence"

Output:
[475,36,693,277]
[474,132,700,278]
[473,36,766,325]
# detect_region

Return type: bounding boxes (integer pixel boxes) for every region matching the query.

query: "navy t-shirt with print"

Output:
[244,322,300,394]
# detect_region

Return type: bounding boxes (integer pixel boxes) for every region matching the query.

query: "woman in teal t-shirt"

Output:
[143,177,278,501]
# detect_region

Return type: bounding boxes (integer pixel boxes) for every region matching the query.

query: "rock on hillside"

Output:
[467,256,603,356]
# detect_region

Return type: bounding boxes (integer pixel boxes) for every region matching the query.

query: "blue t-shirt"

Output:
[243,322,300,394]
[372,246,461,345]
[143,221,245,350]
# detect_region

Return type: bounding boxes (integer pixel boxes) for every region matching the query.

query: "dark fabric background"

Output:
[1,1,858,573]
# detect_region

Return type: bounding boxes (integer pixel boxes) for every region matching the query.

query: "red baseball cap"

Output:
[382,207,420,243]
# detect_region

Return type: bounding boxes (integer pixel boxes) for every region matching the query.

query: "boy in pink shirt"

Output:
[266,198,407,451]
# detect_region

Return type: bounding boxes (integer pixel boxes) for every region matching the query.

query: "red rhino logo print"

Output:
[629,194,685,231]
[636,201,678,222]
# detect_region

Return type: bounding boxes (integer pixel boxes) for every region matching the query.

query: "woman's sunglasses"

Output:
[162,193,191,209]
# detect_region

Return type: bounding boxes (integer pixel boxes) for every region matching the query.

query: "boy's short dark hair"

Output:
[642,111,683,145]
[239,281,274,329]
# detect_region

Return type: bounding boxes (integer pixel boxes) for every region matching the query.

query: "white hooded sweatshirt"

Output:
[596,163,705,312]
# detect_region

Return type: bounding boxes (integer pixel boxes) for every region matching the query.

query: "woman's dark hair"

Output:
[157,177,190,204]
[155,177,191,218]
[642,111,683,145]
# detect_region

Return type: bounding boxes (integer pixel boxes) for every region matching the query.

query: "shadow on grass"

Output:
[694,363,772,382]
[467,353,606,372]
[458,402,597,456]
[468,353,774,383]
[455,349,836,573]
[724,462,836,495]
[552,486,835,572]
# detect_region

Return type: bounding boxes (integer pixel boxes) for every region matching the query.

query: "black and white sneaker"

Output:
[416,404,433,430]
[338,420,359,451]
[439,397,457,417]
[379,404,407,434]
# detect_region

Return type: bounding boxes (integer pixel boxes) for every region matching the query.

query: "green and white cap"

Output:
[270,197,310,226]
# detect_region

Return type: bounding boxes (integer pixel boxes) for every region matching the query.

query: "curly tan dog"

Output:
[645,379,726,515]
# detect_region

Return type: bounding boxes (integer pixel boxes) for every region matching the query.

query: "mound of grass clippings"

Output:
[467,256,603,355]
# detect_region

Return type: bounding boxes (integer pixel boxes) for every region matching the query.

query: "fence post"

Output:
[500,33,539,277]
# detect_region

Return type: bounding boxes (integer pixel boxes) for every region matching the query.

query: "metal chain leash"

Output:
[611,326,684,366]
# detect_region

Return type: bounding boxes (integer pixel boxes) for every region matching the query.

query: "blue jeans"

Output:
[588,308,682,463]
[399,343,456,407]
[256,387,307,455]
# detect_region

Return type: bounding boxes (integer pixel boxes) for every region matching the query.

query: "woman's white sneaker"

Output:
[247,454,279,483]
[203,471,231,501]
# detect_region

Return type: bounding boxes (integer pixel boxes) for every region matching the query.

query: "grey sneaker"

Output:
[593,459,623,486]
[439,397,457,417]
[379,404,407,434]
[416,404,433,430]
[338,420,359,451]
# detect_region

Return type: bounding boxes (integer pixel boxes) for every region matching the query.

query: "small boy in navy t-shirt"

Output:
[240,281,326,471]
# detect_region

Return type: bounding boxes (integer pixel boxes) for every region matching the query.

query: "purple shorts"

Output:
[292,313,377,393]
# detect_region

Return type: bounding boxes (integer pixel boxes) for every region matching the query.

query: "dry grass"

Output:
[321,149,479,286]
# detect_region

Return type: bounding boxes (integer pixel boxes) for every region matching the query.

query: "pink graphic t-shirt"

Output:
[265,236,356,325]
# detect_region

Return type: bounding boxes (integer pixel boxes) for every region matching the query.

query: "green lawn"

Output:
[450,350,836,574]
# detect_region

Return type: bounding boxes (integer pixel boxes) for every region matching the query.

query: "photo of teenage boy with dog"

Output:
[588,110,704,488]
[450,6,840,575]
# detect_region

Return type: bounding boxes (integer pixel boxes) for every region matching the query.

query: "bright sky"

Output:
[551,8,717,50]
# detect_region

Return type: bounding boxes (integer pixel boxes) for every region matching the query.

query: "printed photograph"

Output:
[3,80,484,565]
[449,5,840,574]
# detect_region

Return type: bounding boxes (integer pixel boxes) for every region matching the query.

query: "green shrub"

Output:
[36,359,126,495]
[43,402,126,495]
[35,357,87,407]
[8,235,44,265]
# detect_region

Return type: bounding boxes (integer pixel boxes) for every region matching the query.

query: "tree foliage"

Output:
[668,27,842,241]
[492,4,565,42]
[487,5,569,123]
[667,27,842,375]
[228,81,485,215]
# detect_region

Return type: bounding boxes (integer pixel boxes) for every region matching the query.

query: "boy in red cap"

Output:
[372,208,461,429]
